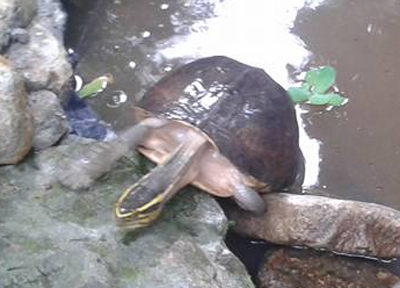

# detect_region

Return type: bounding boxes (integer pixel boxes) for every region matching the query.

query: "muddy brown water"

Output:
[62,0,400,279]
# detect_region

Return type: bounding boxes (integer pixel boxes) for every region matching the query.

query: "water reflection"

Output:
[155,0,326,86]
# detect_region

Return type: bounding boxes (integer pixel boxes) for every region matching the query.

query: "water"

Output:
[293,0,400,211]
[62,0,400,279]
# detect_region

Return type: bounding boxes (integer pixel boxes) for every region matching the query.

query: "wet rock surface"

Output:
[228,193,400,259]
[0,147,254,288]
[7,20,72,92]
[257,248,399,288]
[0,0,72,163]
[29,90,68,150]
[0,0,38,51]
[3,0,71,89]
[0,56,33,164]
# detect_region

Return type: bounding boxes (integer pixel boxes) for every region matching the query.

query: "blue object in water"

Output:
[62,90,111,140]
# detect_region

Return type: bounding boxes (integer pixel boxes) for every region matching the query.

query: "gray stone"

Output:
[0,56,33,164]
[28,90,68,150]
[36,0,67,41]
[9,27,30,44]
[14,0,38,28]
[257,248,399,288]
[7,21,72,92]
[0,151,254,288]
[228,193,400,259]
[0,0,38,51]
[2,0,70,92]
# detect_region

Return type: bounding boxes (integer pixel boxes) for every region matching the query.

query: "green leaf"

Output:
[78,74,114,98]
[287,87,311,103]
[326,93,348,106]
[301,82,311,91]
[305,66,336,93]
[307,93,331,105]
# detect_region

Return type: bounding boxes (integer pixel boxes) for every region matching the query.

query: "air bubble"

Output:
[141,31,151,38]
[160,3,169,10]
[106,90,128,108]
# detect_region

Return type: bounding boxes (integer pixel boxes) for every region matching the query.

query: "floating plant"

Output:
[78,74,114,99]
[288,66,348,107]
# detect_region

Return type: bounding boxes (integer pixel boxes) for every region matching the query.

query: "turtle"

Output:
[112,56,304,229]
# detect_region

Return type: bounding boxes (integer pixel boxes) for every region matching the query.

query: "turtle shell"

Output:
[137,56,302,191]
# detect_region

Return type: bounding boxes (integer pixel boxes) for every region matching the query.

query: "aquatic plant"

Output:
[288,66,348,107]
[78,74,114,98]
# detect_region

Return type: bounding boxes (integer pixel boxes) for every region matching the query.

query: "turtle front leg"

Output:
[57,117,169,190]
[119,117,169,149]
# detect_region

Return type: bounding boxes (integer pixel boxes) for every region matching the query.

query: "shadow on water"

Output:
[61,0,400,280]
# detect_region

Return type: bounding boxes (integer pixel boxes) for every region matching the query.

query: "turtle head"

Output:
[115,178,166,230]
[115,127,209,230]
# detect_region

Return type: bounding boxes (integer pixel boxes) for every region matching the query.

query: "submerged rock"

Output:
[0,56,33,164]
[29,90,68,150]
[228,193,400,259]
[0,152,254,288]
[257,248,399,288]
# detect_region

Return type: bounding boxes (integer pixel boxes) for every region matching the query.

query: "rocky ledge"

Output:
[0,148,253,288]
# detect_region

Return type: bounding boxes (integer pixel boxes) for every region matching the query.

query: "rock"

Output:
[9,27,30,45]
[0,151,254,288]
[2,0,71,92]
[4,0,72,93]
[14,0,38,28]
[36,0,67,40]
[28,90,68,150]
[257,248,400,288]
[0,0,72,163]
[228,193,400,259]
[7,21,72,92]
[0,0,38,51]
[0,56,33,164]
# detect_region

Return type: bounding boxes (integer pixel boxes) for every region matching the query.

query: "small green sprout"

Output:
[78,74,114,99]
[288,66,348,107]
